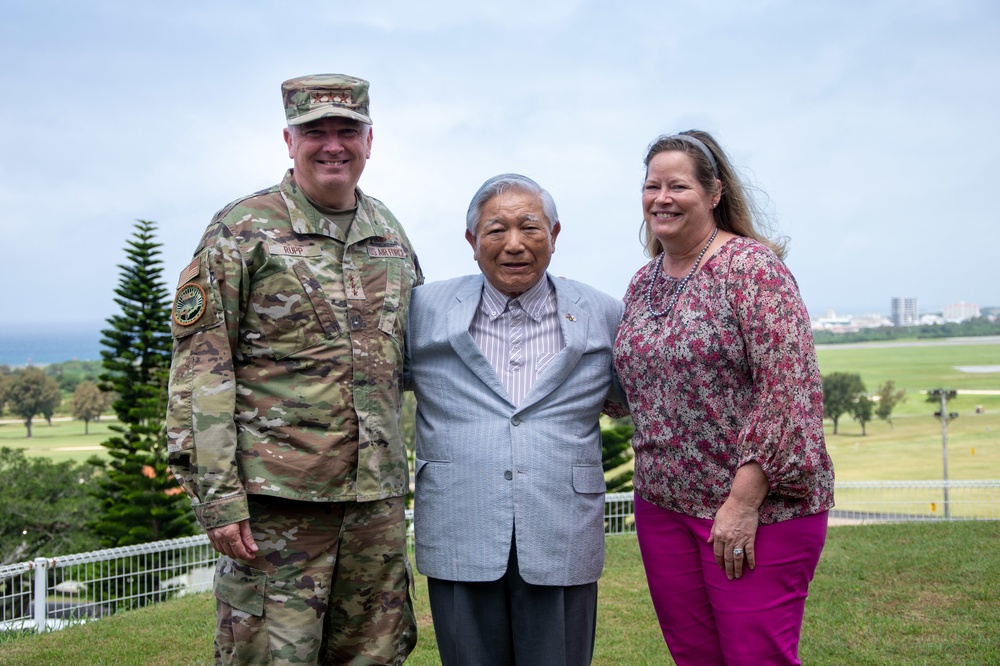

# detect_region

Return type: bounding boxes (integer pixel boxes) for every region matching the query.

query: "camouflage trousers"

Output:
[214,496,416,666]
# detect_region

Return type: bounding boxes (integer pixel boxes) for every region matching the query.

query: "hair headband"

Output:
[671,134,719,178]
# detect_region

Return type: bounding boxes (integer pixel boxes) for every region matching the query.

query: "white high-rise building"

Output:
[891,297,918,326]
[942,301,980,322]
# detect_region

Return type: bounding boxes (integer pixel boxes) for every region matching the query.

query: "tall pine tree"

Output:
[90,220,196,547]
[601,422,635,494]
[601,420,636,534]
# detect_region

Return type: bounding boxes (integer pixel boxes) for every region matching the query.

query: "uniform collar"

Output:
[279,169,386,245]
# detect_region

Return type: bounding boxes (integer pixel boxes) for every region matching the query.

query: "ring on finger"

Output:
[732,547,744,556]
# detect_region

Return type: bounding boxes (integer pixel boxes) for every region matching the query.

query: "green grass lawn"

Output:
[823,409,1000,482]
[814,342,1000,413]
[0,417,114,463]
[814,341,1000,482]
[2,523,997,665]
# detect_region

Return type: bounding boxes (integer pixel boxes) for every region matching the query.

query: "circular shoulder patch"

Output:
[173,283,207,327]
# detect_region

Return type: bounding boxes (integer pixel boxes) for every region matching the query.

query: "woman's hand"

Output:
[708,462,769,580]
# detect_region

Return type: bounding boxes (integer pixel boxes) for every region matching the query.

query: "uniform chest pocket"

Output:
[249,261,343,360]
[376,256,419,343]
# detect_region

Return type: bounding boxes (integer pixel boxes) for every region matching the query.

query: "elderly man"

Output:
[166,74,421,666]
[405,174,627,666]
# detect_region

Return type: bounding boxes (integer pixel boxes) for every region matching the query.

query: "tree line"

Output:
[1,220,196,568]
[812,316,1000,345]
[0,369,112,436]
[821,373,907,435]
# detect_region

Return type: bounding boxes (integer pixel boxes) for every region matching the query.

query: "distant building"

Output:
[920,313,945,326]
[812,309,853,332]
[811,309,892,333]
[942,301,980,322]
[891,297,918,326]
[852,313,893,329]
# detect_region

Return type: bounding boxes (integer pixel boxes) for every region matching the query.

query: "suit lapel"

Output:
[517,276,588,413]
[446,275,512,403]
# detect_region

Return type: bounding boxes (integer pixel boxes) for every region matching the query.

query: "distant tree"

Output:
[89,220,196,547]
[875,381,907,429]
[72,381,111,434]
[46,360,104,393]
[602,422,635,494]
[6,368,62,438]
[822,372,867,435]
[851,394,875,436]
[0,372,9,416]
[41,399,57,426]
[0,447,102,564]
[812,316,1000,345]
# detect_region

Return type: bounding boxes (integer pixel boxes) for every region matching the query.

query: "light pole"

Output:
[928,388,958,519]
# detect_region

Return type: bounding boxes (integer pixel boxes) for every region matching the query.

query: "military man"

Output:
[166,74,421,666]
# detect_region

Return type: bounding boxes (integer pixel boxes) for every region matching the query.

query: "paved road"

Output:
[815,335,1000,350]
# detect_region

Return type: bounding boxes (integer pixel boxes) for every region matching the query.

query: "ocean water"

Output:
[0,322,105,367]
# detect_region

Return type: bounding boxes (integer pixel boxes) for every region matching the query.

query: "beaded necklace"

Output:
[645,227,718,318]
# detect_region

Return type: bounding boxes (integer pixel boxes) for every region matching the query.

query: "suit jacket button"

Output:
[510,416,520,426]
[504,470,513,480]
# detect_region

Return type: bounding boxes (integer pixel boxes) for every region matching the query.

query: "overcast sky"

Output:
[2,0,997,325]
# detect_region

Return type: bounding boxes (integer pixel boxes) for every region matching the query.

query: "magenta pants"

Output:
[634,496,828,666]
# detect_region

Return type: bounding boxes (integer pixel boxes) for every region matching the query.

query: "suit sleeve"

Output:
[166,221,250,529]
[602,295,630,418]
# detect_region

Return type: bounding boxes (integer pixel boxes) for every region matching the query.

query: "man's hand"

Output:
[207,520,258,561]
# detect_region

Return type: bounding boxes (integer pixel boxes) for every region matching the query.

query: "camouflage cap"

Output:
[281,74,372,126]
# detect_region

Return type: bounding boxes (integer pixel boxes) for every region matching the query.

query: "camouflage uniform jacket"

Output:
[166,170,422,530]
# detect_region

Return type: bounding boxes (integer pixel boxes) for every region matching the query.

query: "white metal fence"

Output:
[1,535,216,634]
[830,480,1000,523]
[3,482,997,635]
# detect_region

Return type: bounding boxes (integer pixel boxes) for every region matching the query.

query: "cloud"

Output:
[1,0,998,323]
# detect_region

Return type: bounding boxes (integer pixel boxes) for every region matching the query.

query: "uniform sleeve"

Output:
[726,246,831,499]
[412,250,425,287]
[166,221,250,529]
[402,290,417,393]
[400,238,423,393]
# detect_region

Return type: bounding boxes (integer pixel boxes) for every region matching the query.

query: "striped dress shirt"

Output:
[470,276,564,407]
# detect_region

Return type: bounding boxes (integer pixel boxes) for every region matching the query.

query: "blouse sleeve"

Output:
[725,245,831,499]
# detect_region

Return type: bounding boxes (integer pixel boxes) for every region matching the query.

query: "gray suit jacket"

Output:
[404,273,625,586]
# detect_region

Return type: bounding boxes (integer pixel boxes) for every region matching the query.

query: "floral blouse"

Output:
[613,237,834,524]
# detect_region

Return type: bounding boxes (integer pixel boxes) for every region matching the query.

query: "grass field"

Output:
[814,340,1000,412]
[4,340,999,481]
[821,409,1000,482]
[1,523,997,665]
[813,340,1000,482]
[0,417,114,463]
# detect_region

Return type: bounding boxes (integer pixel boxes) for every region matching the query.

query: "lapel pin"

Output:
[565,313,576,322]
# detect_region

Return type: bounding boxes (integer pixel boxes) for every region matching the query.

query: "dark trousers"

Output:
[427,539,598,666]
